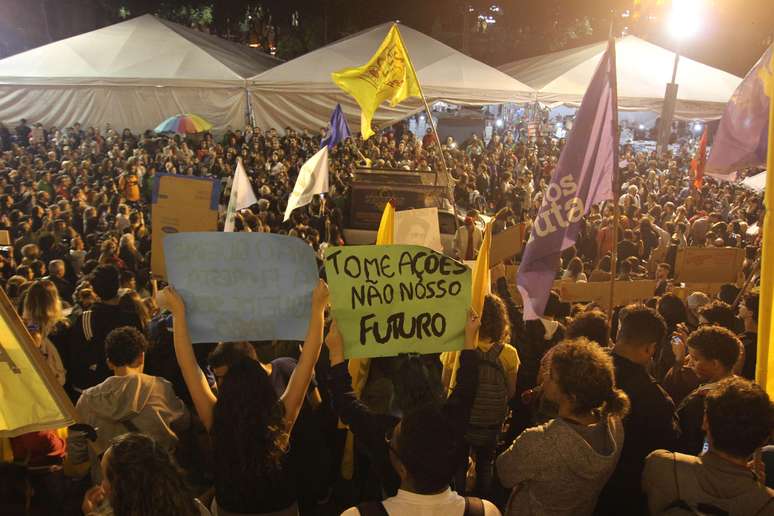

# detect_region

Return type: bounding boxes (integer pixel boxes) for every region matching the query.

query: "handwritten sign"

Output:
[164,233,319,344]
[151,174,220,280]
[325,245,471,359]
[674,247,745,284]
[490,224,526,265]
[556,280,657,308]
[394,207,443,252]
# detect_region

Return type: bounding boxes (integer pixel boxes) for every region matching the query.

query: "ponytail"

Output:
[603,388,630,418]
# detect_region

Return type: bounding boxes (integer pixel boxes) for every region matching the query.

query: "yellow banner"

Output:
[332,24,421,140]
[0,288,75,437]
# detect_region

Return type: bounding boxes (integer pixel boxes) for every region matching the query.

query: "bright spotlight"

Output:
[669,0,703,40]
[420,115,426,122]
[693,123,703,132]
[639,124,645,130]
[495,119,504,128]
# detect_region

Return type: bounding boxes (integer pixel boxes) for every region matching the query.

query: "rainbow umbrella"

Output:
[154,113,212,134]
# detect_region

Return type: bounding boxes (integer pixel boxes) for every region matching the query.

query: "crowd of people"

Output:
[0,116,771,516]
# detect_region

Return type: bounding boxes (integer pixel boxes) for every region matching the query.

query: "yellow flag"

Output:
[0,288,75,437]
[757,72,774,395]
[375,200,395,245]
[332,24,421,140]
[471,222,493,315]
[442,221,493,392]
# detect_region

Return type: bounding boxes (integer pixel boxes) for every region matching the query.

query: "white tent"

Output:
[0,15,281,133]
[499,36,742,120]
[247,22,535,131]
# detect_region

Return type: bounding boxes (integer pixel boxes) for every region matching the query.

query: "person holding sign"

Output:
[156,280,329,516]
[327,313,501,516]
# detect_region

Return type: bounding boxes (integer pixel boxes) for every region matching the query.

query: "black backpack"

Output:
[466,343,509,447]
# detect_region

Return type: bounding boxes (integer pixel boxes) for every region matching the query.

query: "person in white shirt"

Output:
[341,405,501,516]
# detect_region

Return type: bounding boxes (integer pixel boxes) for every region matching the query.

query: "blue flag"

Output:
[321,104,351,149]
[517,40,617,320]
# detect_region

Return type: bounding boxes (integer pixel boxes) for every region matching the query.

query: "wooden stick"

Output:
[606,32,621,342]
[394,24,459,231]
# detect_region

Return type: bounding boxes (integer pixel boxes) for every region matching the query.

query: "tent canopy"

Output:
[248,22,535,131]
[0,14,280,85]
[0,15,281,133]
[499,36,742,120]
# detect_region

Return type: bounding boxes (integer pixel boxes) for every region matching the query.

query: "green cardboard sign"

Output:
[325,245,472,359]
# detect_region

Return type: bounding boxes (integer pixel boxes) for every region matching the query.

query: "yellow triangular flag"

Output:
[332,24,421,140]
[442,221,493,392]
[375,200,395,245]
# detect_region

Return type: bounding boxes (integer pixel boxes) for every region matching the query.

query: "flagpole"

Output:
[606,31,621,332]
[394,23,459,231]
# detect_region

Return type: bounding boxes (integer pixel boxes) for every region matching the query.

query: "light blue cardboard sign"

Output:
[164,233,318,343]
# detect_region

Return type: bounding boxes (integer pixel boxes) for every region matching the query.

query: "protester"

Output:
[596,305,679,516]
[642,377,774,515]
[64,265,143,398]
[674,325,742,455]
[496,338,630,516]
[155,280,328,515]
[67,326,190,481]
[81,432,210,516]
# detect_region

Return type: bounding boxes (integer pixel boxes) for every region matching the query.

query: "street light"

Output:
[669,0,703,40]
[657,0,705,156]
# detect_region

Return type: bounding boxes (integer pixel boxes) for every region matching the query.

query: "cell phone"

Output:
[671,335,683,347]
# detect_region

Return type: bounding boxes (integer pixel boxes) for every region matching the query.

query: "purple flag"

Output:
[517,40,616,320]
[706,44,773,180]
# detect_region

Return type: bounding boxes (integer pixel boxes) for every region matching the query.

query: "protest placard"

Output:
[673,247,745,284]
[325,245,471,359]
[394,207,443,252]
[556,280,657,308]
[151,174,220,280]
[164,233,319,344]
[0,230,10,246]
[490,224,526,265]
[0,287,76,437]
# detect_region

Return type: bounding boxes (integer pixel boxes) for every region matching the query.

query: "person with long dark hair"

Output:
[156,280,329,516]
[81,432,208,516]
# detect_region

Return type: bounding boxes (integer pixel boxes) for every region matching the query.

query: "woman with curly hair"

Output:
[496,338,630,516]
[81,432,208,516]
[156,280,329,516]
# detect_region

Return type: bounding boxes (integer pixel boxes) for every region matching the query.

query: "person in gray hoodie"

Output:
[496,338,630,516]
[68,326,190,481]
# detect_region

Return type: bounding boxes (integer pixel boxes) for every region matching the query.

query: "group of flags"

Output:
[3,23,774,439]
[515,39,773,392]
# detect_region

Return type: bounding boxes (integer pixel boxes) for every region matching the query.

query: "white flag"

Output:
[283,146,329,222]
[224,158,258,232]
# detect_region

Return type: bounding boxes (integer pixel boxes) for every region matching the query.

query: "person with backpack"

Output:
[463,293,519,498]
[643,376,774,515]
